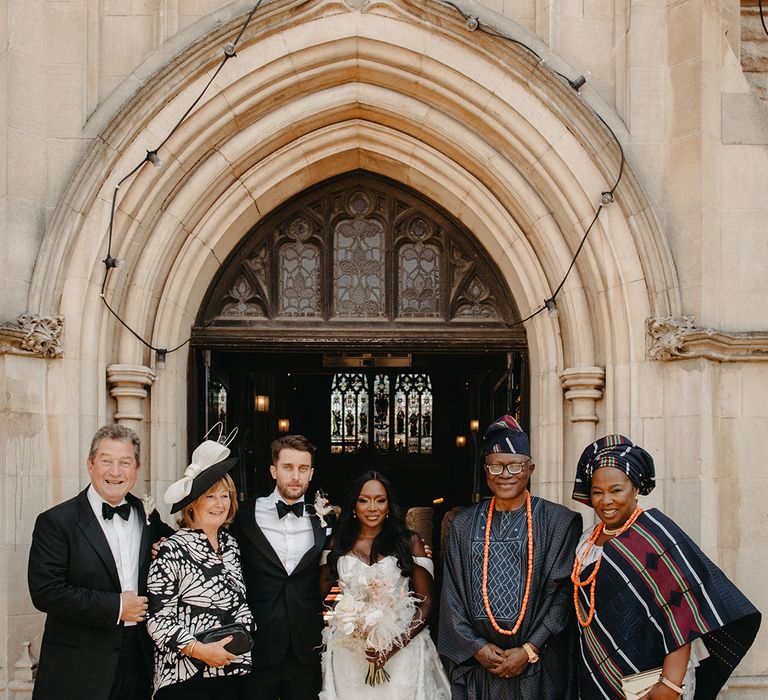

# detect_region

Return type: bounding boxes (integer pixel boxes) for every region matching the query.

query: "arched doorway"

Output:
[30,0,678,516]
[190,172,528,512]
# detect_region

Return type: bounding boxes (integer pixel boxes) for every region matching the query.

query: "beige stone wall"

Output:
[1,0,767,696]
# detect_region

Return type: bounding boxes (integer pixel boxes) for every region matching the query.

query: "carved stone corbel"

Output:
[646,316,695,361]
[647,316,768,362]
[0,314,64,358]
[106,364,156,430]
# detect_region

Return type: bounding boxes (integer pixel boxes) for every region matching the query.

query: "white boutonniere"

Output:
[140,494,155,526]
[312,490,334,528]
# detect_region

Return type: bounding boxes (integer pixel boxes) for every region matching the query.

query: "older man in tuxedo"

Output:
[28,424,169,700]
[231,434,332,700]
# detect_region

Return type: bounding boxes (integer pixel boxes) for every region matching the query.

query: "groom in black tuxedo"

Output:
[28,424,170,700]
[231,434,332,700]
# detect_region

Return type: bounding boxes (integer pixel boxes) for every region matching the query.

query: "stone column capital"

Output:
[106,364,156,423]
[560,367,605,423]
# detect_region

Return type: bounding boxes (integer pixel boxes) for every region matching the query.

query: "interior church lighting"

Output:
[278,418,290,433]
[456,435,467,447]
[254,394,270,412]
[470,419,479,433]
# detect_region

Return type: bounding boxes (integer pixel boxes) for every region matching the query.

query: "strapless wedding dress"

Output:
[320,555,450,700]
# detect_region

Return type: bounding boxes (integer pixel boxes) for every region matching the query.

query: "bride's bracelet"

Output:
[658,675,685,696]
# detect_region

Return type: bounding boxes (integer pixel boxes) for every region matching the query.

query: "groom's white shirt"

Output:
[254,487,314,575]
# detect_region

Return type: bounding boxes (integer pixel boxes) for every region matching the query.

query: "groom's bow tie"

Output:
[276,500,304,519]
[102,502,131,521]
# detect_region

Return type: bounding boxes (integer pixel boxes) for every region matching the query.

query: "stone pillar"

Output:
[7,641,36,699]
[560,367,605,510]
[106,364,156,432]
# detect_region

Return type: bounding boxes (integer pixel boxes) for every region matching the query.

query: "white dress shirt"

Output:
[254,488,315,575]
[87,485,142,624]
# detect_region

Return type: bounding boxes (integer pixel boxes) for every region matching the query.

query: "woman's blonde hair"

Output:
[178,473,238,529]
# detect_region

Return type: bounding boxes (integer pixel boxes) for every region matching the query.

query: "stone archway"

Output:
[32,0,679,503]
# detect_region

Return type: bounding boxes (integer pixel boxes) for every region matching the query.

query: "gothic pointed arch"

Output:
[29,0,680,500]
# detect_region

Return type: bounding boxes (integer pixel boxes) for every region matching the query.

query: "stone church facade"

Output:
[1,0,767,696]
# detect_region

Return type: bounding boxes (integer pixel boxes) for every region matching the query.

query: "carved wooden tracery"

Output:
[199,172,519,338]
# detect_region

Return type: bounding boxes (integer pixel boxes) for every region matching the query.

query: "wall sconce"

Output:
[469,419,479,433]
[254,394,269,412]
[278,418,290,433]
[455,435,467,448]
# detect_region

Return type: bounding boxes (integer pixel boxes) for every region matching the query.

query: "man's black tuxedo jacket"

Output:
[28,488,170,700]
[229,498,331,668]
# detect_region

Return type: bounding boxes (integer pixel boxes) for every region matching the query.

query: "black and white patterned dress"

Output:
[146,528,253,694]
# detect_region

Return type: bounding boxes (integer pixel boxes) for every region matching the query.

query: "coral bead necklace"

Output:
[481,491,534,636]
[571,505,643,627]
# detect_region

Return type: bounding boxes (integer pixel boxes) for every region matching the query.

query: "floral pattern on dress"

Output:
[146,528,253,693]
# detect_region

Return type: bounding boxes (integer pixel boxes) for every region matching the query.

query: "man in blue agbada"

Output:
[438,416,582,699]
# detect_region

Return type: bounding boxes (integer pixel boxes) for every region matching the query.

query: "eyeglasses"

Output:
[484,460,531,476]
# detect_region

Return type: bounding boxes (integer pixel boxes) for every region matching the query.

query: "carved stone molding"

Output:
[106,364,156,426]
[647,316,768,362]
[0,314,64,358]
[560,367,605,424]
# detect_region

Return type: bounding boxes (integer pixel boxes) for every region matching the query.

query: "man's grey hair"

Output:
[88,424,141,463]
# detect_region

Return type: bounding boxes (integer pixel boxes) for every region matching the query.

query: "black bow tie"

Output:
[102,502,131,521]
[276,500,304,519]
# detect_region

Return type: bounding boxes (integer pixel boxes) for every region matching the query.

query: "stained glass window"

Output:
[393,373,432,454]
[330,373,370,454]
[373,374,390,451]
[398,217,440,317]
[330,372,432,455]
[279,216,321,316]
[333,192,385,317]
[207,374,228,434]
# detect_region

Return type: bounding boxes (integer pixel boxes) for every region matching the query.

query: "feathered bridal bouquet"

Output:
[326,566,418,686]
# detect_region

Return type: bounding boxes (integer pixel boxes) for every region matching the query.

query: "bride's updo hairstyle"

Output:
[326,470,415,583]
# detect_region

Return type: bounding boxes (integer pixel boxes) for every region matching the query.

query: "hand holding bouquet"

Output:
[326,568,417,686]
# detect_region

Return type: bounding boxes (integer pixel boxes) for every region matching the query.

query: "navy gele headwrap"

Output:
[482,415,531,457]
[572,434,656,506]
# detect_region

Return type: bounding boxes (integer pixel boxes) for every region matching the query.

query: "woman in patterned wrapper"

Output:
[319,471,450,699]
[146,435,253,699]
[571,435,761,700]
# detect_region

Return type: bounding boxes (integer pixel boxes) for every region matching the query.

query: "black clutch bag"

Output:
[194,622,253,655]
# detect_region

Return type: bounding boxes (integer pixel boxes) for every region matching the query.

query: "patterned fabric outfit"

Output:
[576,508,761,700]
[146,528,253,695]
[438,497,582,699]
[320,555,451,699]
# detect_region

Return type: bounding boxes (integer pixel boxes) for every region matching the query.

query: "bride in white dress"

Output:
[319,471,450,700]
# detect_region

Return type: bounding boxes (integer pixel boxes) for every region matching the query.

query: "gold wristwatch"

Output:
[522,642,539,663]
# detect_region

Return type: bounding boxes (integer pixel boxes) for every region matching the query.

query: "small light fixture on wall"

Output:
[254,394,269,412]
[469,419,479,433]
[455,435,467,448]
[278,418,290,433]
